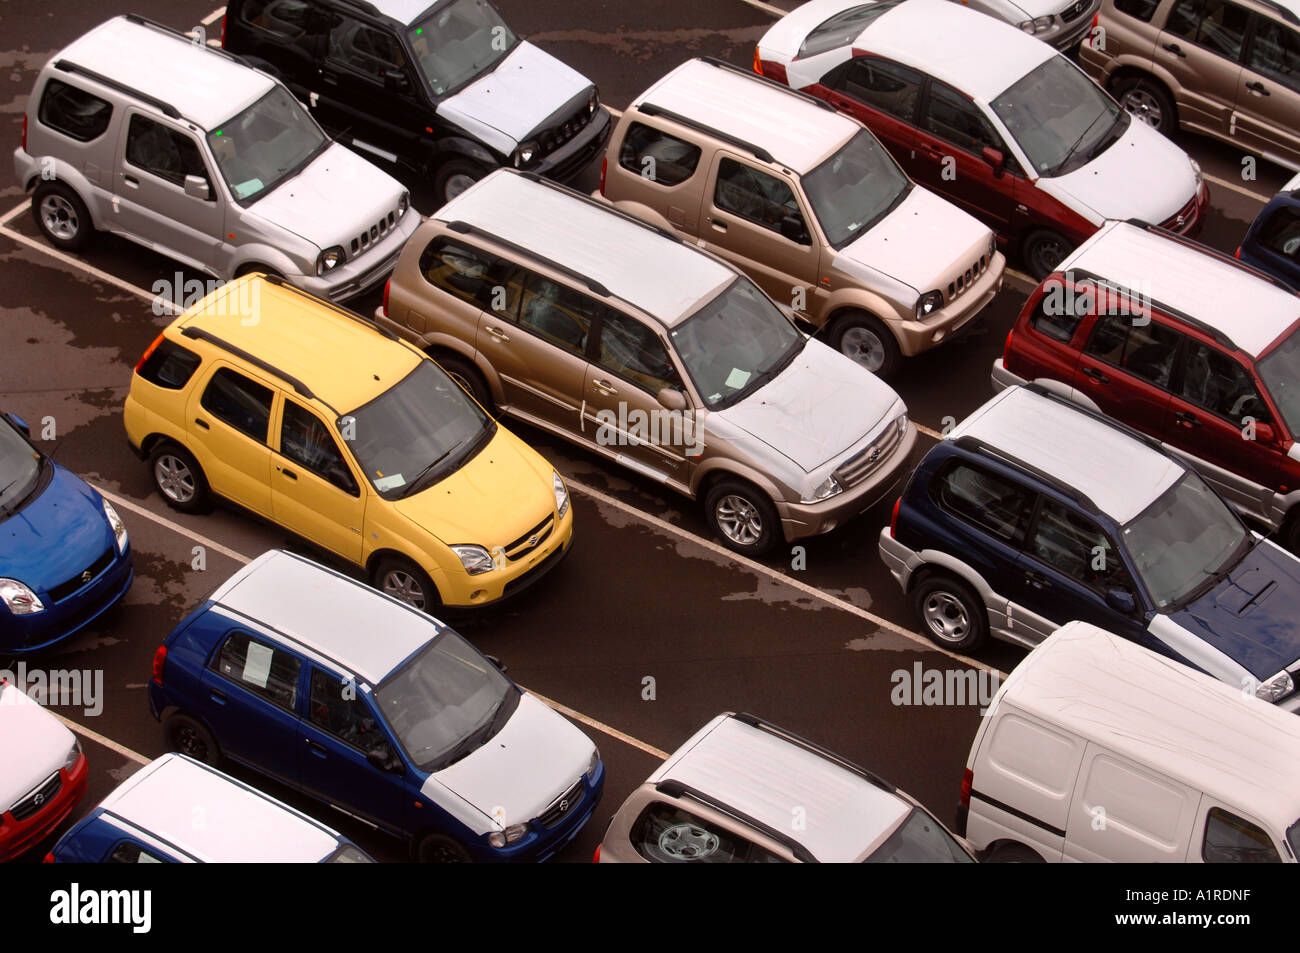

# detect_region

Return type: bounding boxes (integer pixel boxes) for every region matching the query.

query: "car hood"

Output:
[422,692,594,832]
[709,338,900,473]
[246,143,405,252]
[1037,118,1196,226]
[0,463,112,594]
[436,41,592,156]
[833,186,991,298]
[0,682,75,813]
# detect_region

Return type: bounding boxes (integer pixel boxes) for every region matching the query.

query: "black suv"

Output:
[222,0,611,205]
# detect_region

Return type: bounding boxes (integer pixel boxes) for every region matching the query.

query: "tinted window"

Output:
[241,0,313,38]
[922,82,1000,155]
[1257,206,1300,261]
[38,80,112,142]
[597,311,681,394]
[1178,342,1270,426]
[864,808,975,863]
[200,367,274,442]
[214,631,301,710]
[630,802,785,863]
[1166,0,1250,59]
[1028,281,1090,343]
[281,400,358,493]
[125,115,210,188]
[714,159,805,237]
[1203,807,1281,862]
[309,669,390,754]
[619,122,701,186]
[799,0,904,58]
[208,86,326,202]
[0,417,41,515]
[933,461,1035,545]
[518,274,597,355]
[1249,20,1300,93]
[1085,313,1181,389]
[826,57,922,122]
[1029,498,1133,594]
[802,129,910,248]
[106,842,166,864]
[417,238,520,313]
[407,0,518,97]
[328,14,405,79]
[137,339,201,390]
[1257,330,1300,436]
[1114,0,1160,20]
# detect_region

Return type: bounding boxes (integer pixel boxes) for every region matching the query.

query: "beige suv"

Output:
[597,57,1005,379]
[1080,0,1300,171]
[377,168,917,557]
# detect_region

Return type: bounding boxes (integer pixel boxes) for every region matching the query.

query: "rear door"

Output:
[1074,306,1182,436]
[1154,0,1249,140]
[816,56,921,176]
[1234,14,1300,168]
[200,628,303,774]
[186,364,276,517]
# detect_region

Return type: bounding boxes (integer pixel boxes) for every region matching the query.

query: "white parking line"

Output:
[97,487,257,565]
[1205,172,1271,204]
[916,423,944,441]
[736,0,789,16]
[526,691,670,760]
[201,6,226,26]
[53,713,150,766]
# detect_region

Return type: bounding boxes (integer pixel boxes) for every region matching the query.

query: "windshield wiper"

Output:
[1050,110,1107,177]
[399,447,455,499]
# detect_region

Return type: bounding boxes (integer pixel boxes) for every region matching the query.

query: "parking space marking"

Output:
[736,0,789,16]
[97,487,258,565]
[916,423,944,440]
[201,6,226,26]
[53,713,150,766]
[1204,173,1271,204]
[526,690,670,760]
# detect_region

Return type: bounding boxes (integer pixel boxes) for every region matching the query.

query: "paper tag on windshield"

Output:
[375,474,406,492]
[725,368,752,389]
[243,641,273,689]
[233,178,264,200]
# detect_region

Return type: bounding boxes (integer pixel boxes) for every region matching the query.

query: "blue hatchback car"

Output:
[0,411,133,653]
[879,385,1300,710]
[148,549,604,862]
[1237,172,1300,292]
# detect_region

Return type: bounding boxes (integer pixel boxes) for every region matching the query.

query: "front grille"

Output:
[1160,195,1199,233]
[503,544,564,597]
[505,515,555,562]
[835,422,903,489]
[10,771,61,821]
[538,778,586,828]
[348,207,401,257]
[48,547,114,603]
[1061,0,1090,23]
[539,100,595,156]
[946,253,989,302]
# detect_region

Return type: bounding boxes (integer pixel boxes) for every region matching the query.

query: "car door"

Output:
[1155,0,1250,140]
[816,56,922,177]
[227,0,327,99]
[186,364,276,517]
[1234,14,1300,168]
[1074,305,1181,437]
[200,628,304,774]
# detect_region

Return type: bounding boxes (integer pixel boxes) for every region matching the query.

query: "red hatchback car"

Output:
[994,219,1300,551]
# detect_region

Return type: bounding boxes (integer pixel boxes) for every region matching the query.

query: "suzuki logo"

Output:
[32,793,44,806]
[81,570,92,584]
[867,447,882,464]
[528,534,539,547]
[558,799,570,813]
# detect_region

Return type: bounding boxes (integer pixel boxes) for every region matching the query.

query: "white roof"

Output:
[949,385,1184,524]
[211,550,439,684]
[437,170,737,324]
[54,16,274,130]
[649,714,911,862]
[631,58,861,176]
[1062,221,1300,358]
[99,755,343,862]
[1003,622,1300,829]
[857,0,1056,103]
[368,0,437,25]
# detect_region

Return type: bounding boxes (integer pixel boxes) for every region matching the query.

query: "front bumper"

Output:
[533,107,613,183]
[471,759,605,863]
[0,545,134,655]
[439,510,575,608]
[288,208,421,302]
[894,253,1005,357]
[1034,0,1103,51]
[0,753,89,861]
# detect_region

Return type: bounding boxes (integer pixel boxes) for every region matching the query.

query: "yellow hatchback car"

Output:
[124,274,573,610]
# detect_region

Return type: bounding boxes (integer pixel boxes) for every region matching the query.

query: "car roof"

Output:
[98,754,343,861]
[856,0,1056,103]
[365,0,436,25]
[647,714,910,862]
[54,16,274,131]
[948,385,1185,524]
[173,276,422,415]
[1062,221,1300,358]
[436,170,737,325]
[209,550,440,684]
[631,58,861,176]
[1001,621,1300,830]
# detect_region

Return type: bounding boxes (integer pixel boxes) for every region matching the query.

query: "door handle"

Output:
[1081,366,1109,383]
[484,326,510,342]
[209,690,227,705]
[306,740,327,757]
[277,465,298,480]
[1246,80,1269,96]
[920,142,945,157]
[123,174,140,187]
[593,379,618,396]
[1161,42,1186,57]
[1175,410,1202,428]
[1024,570,1050,587]
[710,218,728,233]
[194,418,210,430]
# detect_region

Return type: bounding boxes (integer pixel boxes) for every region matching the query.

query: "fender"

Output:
[421,335,507,407]
[688,457,788,509]
[363,540,454,601]
[608,199,675,234]
[433,135,499,169]
[228,245,304,282]
[26,160,105,227]
[910,549,1009,620]
[819,288,905,339]
[1100,55,1179,103]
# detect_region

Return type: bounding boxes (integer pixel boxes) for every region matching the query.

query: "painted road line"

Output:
[916,423,944,440]
[527,690,670,760]
[736,0,789,16]
[1204,173,1271,204]
[201,6,226,26]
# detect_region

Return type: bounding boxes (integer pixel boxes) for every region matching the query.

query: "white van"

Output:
[958,620,1300,862]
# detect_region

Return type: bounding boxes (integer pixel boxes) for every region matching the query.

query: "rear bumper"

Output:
[878,525,920,593]
[990,358,1028,393]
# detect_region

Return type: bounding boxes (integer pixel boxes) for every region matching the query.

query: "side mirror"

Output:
[980,147,1004,177]
[384,69,410,92]
[366,746,401,773]
[780,214,810,244]
[1252,421,1276,445]
[658,387,688,412]
[1105,588,1137,616]
[184,175,211,201]
[484,654,508,674]
[3,413,30,438]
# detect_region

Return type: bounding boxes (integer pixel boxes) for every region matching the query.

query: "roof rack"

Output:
[122,13,251,69]
[1067,262,1238,353]
[54,60,181,119]
[515,170,685,245]
[259,274,400,343]
[953,433,1101,514]
[731,712,895,793]
[445,220,611,297]
[179,326,317,401]
[637,103,775,164]
[698,55,836,113]
[1255,0,1299,23]
[653,779,820,863]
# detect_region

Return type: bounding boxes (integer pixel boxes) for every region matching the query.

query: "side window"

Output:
[825,57,923,123]
[213,630,301,710]
[1028,281,1091,343]
[1257,205,1300,262]
[1029,498,1132,594]
[921,81,1001,155]
[1166,0,1250,60]
[1203,807,1282,862]
[125,115,210,188]
[630,802,786,863]
[619,122,702,186]
[714,159,805,236]
[1114,0,1160,20]
[37,80,113,142]
[1248,20,1300,95]
[280,400,358,494]
[1178,341,1270,427]
[200,367,274,442]
[241,0,312,38]
[137,340,201,390]
[327,14,405,80]
[1084,313,1181,389]
[417,238,521,314]
[597,310,682,395]
[106,842,166,864]
[517,274,597,356]
[308,669,389,755]
[932,460,1035,545]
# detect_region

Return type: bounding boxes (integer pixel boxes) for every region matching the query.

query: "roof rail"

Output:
[54,60,180,119]
[952,433,1101,514]
[653,779,820,863]
[1256,0,1299,23]
[698,55,836,112]
[730,712,895,793]
[258,274,400,343]
[179,326,317,401]
[122,13,251,69]
[1067,263,1238,352]
[637,103,775,164]
[515,170,685,245]
[1119,218,1294,303]
[445,220,611,297]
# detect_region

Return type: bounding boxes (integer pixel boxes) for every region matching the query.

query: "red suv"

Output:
[994,219,1300,550]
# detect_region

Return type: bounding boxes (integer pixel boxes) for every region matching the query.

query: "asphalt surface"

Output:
[0,0,1291,864]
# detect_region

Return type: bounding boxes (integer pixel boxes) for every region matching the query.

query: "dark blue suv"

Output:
[1238,175,1300,292]
[878,384,1300,710]
[149,549,603,863]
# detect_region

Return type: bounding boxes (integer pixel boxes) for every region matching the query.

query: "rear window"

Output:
[798,0,903,58]
[137,339,201,390]
[618,122,701,186]
[1028,279,1091,343]
[1113,0,1160,21]
[38,79,113,142]
[932,459,1035,545]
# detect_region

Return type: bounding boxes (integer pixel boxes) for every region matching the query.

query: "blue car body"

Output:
[1238,184,1300,292]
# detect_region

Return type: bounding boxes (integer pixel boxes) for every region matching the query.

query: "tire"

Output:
[1279,513,1300,556]
[433,158,488,206]
[149,442,212,514]
[1021,228,1072,281]
[416,831,473,863]
[1112,75,1177,135]
[910,572,988,651]
[32,182,93,252]
[164,713,221,766]
[830,311,901,379]
[372,555,441,613]
[703,479,780,557]
[434,353,493,413]
[984,842,1044,863]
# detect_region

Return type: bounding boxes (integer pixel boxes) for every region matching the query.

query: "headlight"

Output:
[988,233,997,261]
[102,499,128,554]
[488,823,530,848]
[1256,671,1294,703]
[587,89,599,115]
[450,545,494,575]
[513,139,539,168]
[896,412,909,435]
[587,746,600,779]
[398,191,410,215]
[916,290,944,319]
[63,738,82,773]
[315,246,345,275]
[1189,157,1204,189]
[0,579,44,615]
[1019,15,1053,33]
[553,471,570,519]
[802,474,843,504]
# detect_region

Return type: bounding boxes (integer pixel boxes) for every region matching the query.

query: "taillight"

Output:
[21,113,27,152]
[960,768,973,808]
[151,644,167,686]
[753,46,763,75]
[220,14,227,47]
[890,496,901,537]
[43,852,55,863]
[1002,326,1014,368]
[381,277,391,317]
[599,155,607,196]
[592,844,601,863]
[1235,246,1242,259]
[134,332,166,374]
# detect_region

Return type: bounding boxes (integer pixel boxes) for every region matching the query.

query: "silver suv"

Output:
[14,14,418,301]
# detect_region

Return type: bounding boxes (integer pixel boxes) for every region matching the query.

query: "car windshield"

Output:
[803,129,911,249]
[990,55,1127,178]
[325,845,375,863]
[864,808,975,863]
[1288,818,1300,859]
[0,420,41,517]
[344,360,495,500]
[1122,471,1251,609]
[208,85,327,202]
[1256,327,1300,437]
[373,630,516,773]
[407,0,518,98]
[669,277,805,411]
